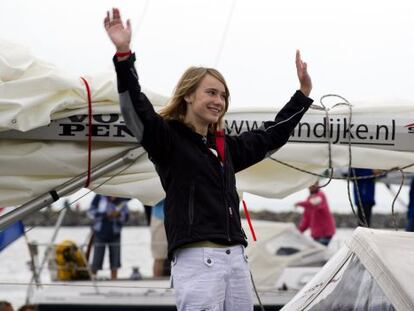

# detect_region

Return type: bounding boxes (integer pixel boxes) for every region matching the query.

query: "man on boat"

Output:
[351,168,378,226]
[87,194,130,280]
[295,181,336,246]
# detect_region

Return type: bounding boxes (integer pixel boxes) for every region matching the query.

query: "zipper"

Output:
[224,200,231,242]
[230,205,247,240]
[222,161,231,242]
[188,183,195,235]
[204,136,231,241]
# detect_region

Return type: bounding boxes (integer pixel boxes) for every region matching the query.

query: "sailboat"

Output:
[2,1,414,304]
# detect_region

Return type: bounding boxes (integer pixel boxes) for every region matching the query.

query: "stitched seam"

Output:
[264,106,305,132]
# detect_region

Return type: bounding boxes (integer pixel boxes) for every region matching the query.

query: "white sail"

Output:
[1,39,414,207]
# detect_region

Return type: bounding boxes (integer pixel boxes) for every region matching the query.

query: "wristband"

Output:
[115,50,132,57]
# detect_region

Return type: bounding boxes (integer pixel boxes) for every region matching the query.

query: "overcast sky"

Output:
[1,0,412,214]
[2,0,414,106]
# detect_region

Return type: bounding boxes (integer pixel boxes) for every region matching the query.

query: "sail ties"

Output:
[242,200,257,241]
[271,94,414,229]
[80,77,93,188]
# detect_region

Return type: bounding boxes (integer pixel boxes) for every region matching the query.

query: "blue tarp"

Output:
[0,221,25,251]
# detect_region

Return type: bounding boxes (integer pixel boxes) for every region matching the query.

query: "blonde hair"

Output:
[159,66,230,133]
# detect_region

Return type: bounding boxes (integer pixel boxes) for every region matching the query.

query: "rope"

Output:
[242,200,257,241]
[80,77,93,188]
[0,281,172,290]
[134,0,150,37]
[214,0,237,66]
[270,94,414,229]
[250,271,265,311]
[14,159,137,242]
[391,169,405,230]
[3,160,139,295]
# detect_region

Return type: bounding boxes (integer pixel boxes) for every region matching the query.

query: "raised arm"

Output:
[104,8,132,60]
[104,8,173,164]
[227,51,313,172]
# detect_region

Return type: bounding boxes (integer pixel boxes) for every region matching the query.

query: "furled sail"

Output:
[1,39,414,207]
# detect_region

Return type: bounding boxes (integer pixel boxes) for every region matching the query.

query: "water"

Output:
[47,179,410,217]
[0,226,354,309]
[0,227,153,309]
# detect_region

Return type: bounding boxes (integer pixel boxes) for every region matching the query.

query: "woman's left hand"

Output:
[296,50,312,97]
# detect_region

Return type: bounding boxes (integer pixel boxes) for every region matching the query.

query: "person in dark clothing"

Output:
[87,194,129,279]
[351,168,376,226]
[104,7,313,310]
[406,178,414,232]
[143,204,152,226]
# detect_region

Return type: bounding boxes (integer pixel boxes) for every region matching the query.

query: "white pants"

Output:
[171,245,254,311]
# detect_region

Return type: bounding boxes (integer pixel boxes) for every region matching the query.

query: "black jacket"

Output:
[114,54,313,259]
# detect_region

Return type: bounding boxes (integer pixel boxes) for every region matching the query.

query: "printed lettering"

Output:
[91,124,110,137]
[355,124,368,140]
[114,124,134,138]
[245,120,261,131]
[376,124,389,140]
[226,120,245,135]
[343,121,355,139]
[59,124,84,136]
[313,121,326,138]
[295,122,311,137]
[332,120,341,144]
[94,114,119,124]
[68,115,87,123]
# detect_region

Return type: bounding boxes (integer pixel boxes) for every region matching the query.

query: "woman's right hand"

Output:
[295,50,312,97]
[104,8,132,53]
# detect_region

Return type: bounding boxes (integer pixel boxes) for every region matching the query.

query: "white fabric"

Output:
[171,245,253,311]
[0,39,168,132]
[282,227,414,311]
[243,220,327,288]
[348,228,414,311]
[2,39,414,206]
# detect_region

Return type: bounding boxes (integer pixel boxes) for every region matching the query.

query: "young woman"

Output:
[104,8,313,310]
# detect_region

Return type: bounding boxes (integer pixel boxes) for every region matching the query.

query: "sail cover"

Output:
[282,227,414,311]
[2,38,414,206]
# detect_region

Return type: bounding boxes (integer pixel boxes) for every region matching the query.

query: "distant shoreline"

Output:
[23,209,408,229]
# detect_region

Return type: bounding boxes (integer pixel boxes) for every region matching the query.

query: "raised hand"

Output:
[295,50,312,97]
[104,8,132,53]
